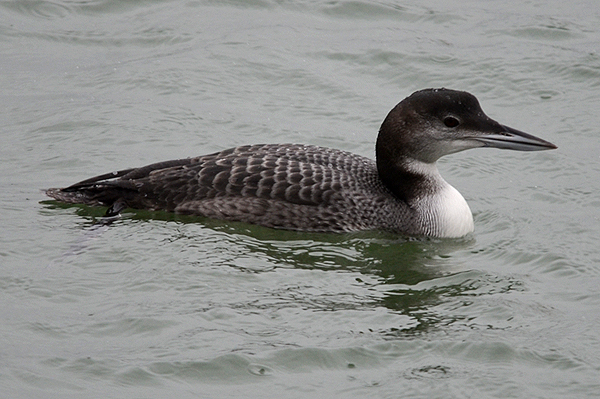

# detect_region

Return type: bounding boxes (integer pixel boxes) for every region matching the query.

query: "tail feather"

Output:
[45,186,123,208]
[44,158,195,209]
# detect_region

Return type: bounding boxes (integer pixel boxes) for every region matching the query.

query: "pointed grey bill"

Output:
[475,125,557,151]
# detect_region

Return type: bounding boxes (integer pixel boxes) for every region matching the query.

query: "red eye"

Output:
[444,116,460,128]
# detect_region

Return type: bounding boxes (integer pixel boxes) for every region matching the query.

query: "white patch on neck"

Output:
[429,183,474,238]
[405,160,474,238]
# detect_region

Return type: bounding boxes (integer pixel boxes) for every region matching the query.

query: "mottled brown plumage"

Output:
[46,144,414,233]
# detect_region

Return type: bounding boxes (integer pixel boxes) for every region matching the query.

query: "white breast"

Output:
[430,182,474,238]
[407,161,474,238]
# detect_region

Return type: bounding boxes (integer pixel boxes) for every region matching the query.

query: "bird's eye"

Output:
[443,116,460,128]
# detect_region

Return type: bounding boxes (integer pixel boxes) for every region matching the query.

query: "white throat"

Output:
[406,160,474,238]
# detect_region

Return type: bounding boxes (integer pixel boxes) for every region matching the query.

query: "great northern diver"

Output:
[46,88,557,238]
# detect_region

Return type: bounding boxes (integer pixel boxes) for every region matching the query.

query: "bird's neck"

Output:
[378,157,474,238]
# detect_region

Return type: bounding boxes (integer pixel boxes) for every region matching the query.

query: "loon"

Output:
[46,88,557,238]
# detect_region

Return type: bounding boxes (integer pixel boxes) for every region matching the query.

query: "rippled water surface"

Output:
[2,0,600,398]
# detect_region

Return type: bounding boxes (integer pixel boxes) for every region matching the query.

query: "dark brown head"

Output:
[376,88,557,166]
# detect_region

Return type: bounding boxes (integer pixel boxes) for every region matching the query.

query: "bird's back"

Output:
[46,144,409,233]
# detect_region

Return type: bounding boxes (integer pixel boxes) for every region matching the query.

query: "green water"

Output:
[1,1,599,398]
